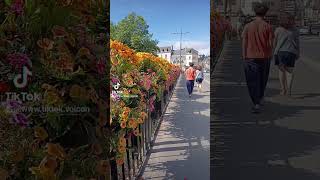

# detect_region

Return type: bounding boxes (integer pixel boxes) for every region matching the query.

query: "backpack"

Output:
[196,71,204,80]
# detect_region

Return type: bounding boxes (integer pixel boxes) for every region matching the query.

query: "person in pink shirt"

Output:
[185,62,196,97]
[241,3,274,113]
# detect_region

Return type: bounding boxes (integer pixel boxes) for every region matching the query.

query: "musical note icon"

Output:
[13,66,32,88]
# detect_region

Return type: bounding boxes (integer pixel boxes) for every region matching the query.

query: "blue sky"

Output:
[110,0,210,55]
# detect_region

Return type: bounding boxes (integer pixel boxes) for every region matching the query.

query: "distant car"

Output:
[299,27,309,35]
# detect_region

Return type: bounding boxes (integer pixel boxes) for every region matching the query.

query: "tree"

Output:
[110,13,159,53]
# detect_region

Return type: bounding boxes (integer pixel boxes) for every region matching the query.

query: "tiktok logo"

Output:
[13,66,32,88]
[113,82,120,90]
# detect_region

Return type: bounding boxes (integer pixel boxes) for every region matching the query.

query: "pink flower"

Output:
[141,75,151,91]
[12,113,29,127]
[111,77,119,84]
[11,0,24,16]
[96,57,106,74]
[6,53,30,70]
[149,96,156,112]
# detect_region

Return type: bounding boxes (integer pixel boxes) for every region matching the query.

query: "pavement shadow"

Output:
[211,40,320,180]
[142,76,210,179]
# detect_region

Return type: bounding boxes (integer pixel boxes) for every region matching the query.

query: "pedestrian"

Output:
[185,62,196,97]
[273,12,300,96]
[225,16,232,40]
[195,65,204,92]
[241,3,274,113]
[236,18,244,40]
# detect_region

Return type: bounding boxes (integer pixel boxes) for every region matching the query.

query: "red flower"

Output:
[0,82,10,93]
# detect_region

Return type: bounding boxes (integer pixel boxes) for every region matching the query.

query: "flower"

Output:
[116,158,124,165]
[96,160,110,175]
[6,53,30,69]
[38,156,58,177]
[120,121,126,129]
[34,127,48,141]
[0,168,9,180]
[137,117,144,124]
[111,91,120,101]
[47,143,67,160]
[118,145,126,154]
[77,47,91,57]
[52,25,68,38]
[133,129,141,136]
[149,96,156,112]
[119,137,126,146]
[0,82,10,93]
[140,112,147,120]
[98,113,107,127]
[12,113,29,127]
[96,57,106,75]
[92,143,103,155]
[11,0,24,16]
[11,148,24,162]
[37,38,54,50]
[128,118,137,129]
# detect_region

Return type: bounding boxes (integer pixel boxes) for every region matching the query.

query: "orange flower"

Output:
[128,118,137,129]
[11,148,24,162]
[59,0,73,7]
[98,113,107,127]
[37,38,54,50]
[47,143,67,160]
[96,160,111,175]
[118,145,126,154]
[118,137,126,146]
[67,34,76,47]
[140,112,147,120]
[137,117,144,124]
[116,158,124,165]
[34,127,48,141]
[0,168,8,179]
[120,121,126,129]
[92,143,103,155]
[52,25,68,38]
[38,156,58,177]
[77,47,91,57]
[133,129,141,136]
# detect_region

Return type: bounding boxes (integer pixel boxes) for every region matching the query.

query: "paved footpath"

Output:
[141,73,210,180]
[211,40,320,180]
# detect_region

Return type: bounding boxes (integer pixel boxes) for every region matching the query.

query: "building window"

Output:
[189,56,191,60]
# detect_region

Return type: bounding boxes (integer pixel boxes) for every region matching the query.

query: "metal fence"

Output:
[109,78,178,180]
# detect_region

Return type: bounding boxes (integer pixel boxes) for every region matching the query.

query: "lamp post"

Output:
[172,29,190,71]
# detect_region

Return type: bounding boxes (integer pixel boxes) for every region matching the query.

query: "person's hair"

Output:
[254,3,269,17]
[189,62,194,67]
[279,12,295,29]
[198,65,202,71]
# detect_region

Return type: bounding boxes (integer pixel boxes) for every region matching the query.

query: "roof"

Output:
[158,46,172,53]
[172,48,199,56]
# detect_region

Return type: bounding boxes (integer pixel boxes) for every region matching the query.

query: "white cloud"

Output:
[158,40,210,55]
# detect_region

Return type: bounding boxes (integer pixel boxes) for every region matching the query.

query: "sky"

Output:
[110,0,210,55]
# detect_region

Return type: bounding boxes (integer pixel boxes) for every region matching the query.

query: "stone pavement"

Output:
[211,40,320,180]
[141,73,210,180]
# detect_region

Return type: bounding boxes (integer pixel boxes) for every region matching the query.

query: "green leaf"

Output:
[4,0,12,6]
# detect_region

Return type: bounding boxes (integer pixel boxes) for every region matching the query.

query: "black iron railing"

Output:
[109,77,179,180]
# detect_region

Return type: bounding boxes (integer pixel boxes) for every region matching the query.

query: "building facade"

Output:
[157,47,199,66]
[157,46,173,62]
[171,48,199,66]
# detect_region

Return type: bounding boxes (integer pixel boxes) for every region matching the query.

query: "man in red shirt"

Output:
[185,62,196,97]
[241,3,274,113]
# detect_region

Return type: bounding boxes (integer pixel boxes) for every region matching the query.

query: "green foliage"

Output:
[111,13,159,53]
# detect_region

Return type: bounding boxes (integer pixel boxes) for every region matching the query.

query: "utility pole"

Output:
[172,28,190,70]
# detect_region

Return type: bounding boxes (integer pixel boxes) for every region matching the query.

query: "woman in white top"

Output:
[195,65,204,92]
[273,13,300,96]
